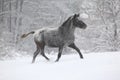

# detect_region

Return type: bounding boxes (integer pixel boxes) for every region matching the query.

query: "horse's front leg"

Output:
[55,46,64,62]
[69,43,83,59]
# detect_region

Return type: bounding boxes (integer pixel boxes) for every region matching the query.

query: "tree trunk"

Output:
[113,22,117,40]
[14,0,18,25]
[0,0,4,23]
[18,0,23,26]
[0,0,2,22]
[9,0,12,32]
[15,0,24,44]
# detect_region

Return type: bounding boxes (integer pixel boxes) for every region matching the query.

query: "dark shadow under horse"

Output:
[21,14,87,63]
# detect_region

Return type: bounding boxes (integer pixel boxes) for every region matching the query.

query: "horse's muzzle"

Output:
[83,24,87,29]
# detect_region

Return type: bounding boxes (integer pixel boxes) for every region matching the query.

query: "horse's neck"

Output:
[66,26,75,37]
[59,16,76,38]
[59,25,75,38]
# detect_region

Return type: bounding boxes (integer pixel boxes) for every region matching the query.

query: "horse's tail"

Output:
[21,31,35,38]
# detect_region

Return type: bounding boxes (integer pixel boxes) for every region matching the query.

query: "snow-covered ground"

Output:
[0,52,120,80]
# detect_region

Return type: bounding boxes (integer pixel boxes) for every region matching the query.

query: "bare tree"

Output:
[9,0,12,32]
[0,0,5,23]
[96,0,120,51]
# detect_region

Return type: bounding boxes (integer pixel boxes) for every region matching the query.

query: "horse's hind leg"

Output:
[40,44,49,61]
[32,46,40,63]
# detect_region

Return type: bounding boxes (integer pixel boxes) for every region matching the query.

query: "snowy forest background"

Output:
[0,0,120,59]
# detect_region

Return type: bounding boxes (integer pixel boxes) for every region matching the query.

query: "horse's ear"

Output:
[76,14,79,17]
[73,14,79,18]
[73,14,77,18]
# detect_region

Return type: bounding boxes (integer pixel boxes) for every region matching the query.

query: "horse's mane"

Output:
[59,16,73,36]
[61,16,72,27]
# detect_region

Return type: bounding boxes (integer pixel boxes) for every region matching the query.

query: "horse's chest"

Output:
[64,35,75,45]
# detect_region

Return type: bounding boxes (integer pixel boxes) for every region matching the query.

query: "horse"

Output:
[21,14,87,63]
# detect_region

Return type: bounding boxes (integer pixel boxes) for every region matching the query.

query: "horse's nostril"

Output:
[83,25,87,29]
[85,25,87,28]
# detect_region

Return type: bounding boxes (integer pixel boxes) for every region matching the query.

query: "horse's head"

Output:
[72,14,87,29]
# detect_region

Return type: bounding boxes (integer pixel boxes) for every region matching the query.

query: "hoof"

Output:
[46,58,50,61]
[80,56,84,59]
[81,57,84,59]
[55,59,59,62]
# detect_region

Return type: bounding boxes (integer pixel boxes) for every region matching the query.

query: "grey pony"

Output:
[21,14,87,63]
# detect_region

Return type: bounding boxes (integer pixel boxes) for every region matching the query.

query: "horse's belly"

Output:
[45,37,74,47]
[46,39,63,47]
[44,34,63,47]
